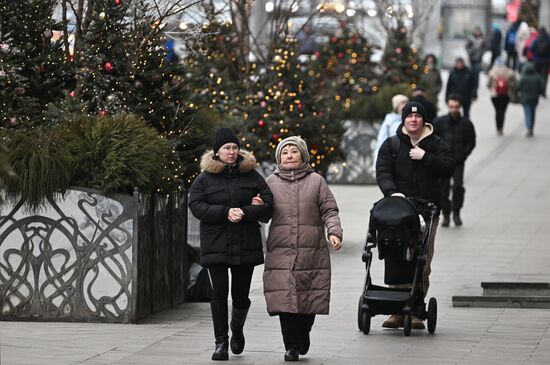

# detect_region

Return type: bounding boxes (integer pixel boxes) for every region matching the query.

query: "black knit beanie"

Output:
[212,127,240,153]
[401,101,427,123]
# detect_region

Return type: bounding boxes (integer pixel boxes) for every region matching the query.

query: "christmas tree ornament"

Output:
[258,120,265,127]
[114,0,122,5]
[99,12,106,20]
[99,109,108,117]
[104,61,114,72]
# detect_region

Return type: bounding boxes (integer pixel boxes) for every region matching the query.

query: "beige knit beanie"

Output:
[275,136,310,165]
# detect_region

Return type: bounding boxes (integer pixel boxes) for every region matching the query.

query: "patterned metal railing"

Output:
[0,188,187,323]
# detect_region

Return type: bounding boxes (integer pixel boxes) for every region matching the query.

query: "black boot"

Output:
[210,301,229,361]
[441,212,450,227]
[284,348,299,361]
[230,304,250,355]
[453,210,462,226]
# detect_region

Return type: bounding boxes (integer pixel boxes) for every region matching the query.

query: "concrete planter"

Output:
[0,188,187,323]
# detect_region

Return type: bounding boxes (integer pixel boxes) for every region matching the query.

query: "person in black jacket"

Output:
[376,102,454,330]
[434,95,476,227]
[189,127,273,361]
[446,57,477,119]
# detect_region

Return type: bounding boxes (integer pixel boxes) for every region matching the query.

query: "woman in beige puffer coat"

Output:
[262,136,343,362]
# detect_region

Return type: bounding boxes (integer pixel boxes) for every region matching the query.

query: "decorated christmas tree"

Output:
[239,38,345,174]
[380,22,423,90]
[0,0,73,128]
[311,20,379,119]
[72,0,135,117]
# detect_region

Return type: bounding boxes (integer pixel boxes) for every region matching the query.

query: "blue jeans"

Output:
[522,104,537,130]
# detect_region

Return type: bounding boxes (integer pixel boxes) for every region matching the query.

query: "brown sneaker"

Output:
[412,316,426,330]
[382,315,403,328]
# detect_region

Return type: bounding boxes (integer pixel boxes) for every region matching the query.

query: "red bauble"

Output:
[99,110,108,117]
[257,120,265,127]
[69,91,75,97]
[297,103,303,109]
[272,133,279,140]
[314,51,321,58]
[337,52,344,59]
[331,36,338,44]
[395,48,402,54]
[104,61,114,72]
[114,0,122,5]
[260,101,267,108]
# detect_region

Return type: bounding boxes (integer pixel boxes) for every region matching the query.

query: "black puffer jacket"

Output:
[434,114,476,165]
[376,123,454,207]
[446,66,477,101]
[189,150,273,267]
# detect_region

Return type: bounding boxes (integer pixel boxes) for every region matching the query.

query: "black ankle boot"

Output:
[284,348,299,361]
[442,212,450,227]
[230,305,250,354]
[210,301,229,361]
[299,333,310,355]
[453,210,462,226]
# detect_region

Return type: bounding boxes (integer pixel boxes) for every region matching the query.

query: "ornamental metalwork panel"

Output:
[326,119,380,185]
[0,188,135,323]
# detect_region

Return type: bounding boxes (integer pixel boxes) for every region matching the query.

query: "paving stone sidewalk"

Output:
[1,73,550,365]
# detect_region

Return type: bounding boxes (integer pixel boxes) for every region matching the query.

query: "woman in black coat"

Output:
[189,128,273,361]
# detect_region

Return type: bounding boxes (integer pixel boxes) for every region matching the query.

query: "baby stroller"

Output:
[357,196,439,336]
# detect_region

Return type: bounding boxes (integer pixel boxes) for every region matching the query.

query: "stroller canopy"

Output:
[370,196,420,233]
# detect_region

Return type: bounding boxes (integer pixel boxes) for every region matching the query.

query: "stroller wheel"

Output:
[361,312,371,335]
[357,296,363,331]
[403,313,412,336]
[427,297,437,334]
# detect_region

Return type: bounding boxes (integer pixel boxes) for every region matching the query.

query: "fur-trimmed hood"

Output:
[200,149,257,174]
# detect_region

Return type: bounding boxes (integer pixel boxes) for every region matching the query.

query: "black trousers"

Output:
[462,99,471,120]
[208,264,254,309]
[279,313,316,351]
[491,95,510,131]
[440,163,466,213]
[534,61,549,94]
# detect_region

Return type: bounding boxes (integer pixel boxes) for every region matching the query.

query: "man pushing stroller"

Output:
[375,102,454,329]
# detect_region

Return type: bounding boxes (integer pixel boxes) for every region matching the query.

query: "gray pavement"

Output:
[2,72,550,365]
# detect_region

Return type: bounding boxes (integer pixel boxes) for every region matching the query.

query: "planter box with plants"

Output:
[0,114,188,323]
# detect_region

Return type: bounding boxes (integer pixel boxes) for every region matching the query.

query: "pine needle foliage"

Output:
[3,126,74,210]
[69,114,170,194]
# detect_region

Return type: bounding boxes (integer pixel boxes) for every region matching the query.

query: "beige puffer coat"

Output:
[487,64,517,98]
[263,164,343,315]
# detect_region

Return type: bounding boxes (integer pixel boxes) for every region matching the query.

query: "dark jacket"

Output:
[530,32,550,63]
[376,123,454,208]
[446,66,477,102]
[517,63,545,105]
[490,29,502,54]
[434,114,476,165]
[189,150,273,267]
[411,94,437,123]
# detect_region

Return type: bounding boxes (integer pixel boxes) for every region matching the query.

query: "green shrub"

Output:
[69,114,170,194]
[2,114,172,210]
[3,126,75,210]
[347,83,415,121]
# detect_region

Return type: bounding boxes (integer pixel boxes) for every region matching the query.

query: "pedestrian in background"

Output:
[376,102,454,329]
[373,94,409,167]
[515,20,531,71]
[487,57,517,135]
[530,27,550,95]
[189,127,273,361]
[505,20,521,70]
[434,95,476,227]
[517,63,545,137]
[263,136,343,362]
[466,26,488,91]
[421,54,443,97]
[411,88,437,123]
[446,57,476,119]
[488,23,502,71]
